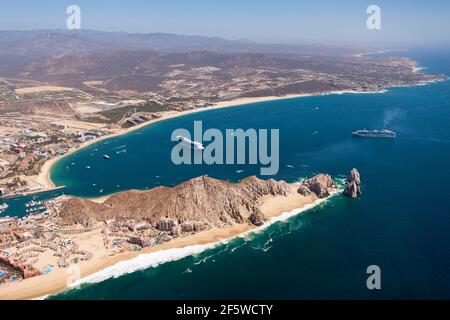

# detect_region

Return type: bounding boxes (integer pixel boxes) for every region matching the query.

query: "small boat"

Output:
[86,166,91,169]
[103,154,111,159]
[0,203,8,213]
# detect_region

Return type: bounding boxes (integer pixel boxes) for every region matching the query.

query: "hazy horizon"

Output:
[0,0,449,46]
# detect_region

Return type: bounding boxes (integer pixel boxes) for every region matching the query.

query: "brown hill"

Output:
[57,176,291,227]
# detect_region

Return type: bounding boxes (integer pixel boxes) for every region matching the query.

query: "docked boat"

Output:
[0,203,9,213]
[176,136,205,150]
[352,129,396,138]
[25,200,43,208]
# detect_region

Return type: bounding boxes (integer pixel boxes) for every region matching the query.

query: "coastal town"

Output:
[0,46,443,291]
[0,28,446,300]
[0,47,444,200]
[0,117,111,196]
[0,195,210,286]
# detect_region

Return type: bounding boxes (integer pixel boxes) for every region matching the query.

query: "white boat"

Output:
[25,200,43,208]
[0,203,8,213]
[103,154,111,159]
[176,136,205,150]
[352,129,396,138]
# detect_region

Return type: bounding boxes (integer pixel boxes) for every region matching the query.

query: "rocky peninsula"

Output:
[0,173,338,299]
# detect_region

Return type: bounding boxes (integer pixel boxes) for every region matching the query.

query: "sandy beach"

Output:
[34,93,317,190]
[0,185,328,300]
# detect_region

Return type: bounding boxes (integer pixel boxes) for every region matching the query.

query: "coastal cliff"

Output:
[58,176,291,227]
[57,174,337,228]
[298,174,338,198]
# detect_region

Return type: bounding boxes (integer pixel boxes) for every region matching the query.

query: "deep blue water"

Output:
[7,48,450,299]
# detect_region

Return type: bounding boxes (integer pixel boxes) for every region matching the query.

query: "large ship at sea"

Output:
[352,129,397,138]
[176,136,205,150]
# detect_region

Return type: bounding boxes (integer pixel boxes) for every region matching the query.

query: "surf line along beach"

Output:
[37,72,439,191]
[0,177,342,299]
[38,72,439,192]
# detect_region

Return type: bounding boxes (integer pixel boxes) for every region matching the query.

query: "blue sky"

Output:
[1,0,449,44]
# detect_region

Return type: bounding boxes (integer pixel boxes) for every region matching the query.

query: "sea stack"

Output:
[343,168,362,198]
[299,174,338,199]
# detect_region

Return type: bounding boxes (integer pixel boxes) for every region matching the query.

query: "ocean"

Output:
[4,48,450,299]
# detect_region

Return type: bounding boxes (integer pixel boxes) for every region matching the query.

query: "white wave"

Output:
[68,243,221,289]
[183,268,193,274]
[52,189,342,297]
[413,67,427,73]
[321,89,387,96]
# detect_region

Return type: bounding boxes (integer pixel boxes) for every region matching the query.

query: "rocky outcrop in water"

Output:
[58,176,290,228]
[300,174,338,198]
[296,185,314,197]
[343,168,361,198]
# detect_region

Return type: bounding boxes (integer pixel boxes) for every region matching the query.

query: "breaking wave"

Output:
[321,89,388,96]
[49,189,341,298]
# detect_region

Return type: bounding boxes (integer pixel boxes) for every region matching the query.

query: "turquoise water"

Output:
[10,48,450,299]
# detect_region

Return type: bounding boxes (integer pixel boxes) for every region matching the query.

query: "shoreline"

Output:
[0,185,339,300]
[35,93,317,190]
[34,88,393,191]
[34,64,448,193]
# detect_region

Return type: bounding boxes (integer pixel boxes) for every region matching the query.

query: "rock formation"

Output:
[343,168,361,198]
[300,174,338,198]
[296,185,314,197]
[58,176,290,227]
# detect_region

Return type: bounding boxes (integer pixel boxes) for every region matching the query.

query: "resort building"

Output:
[157,218,178,231]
